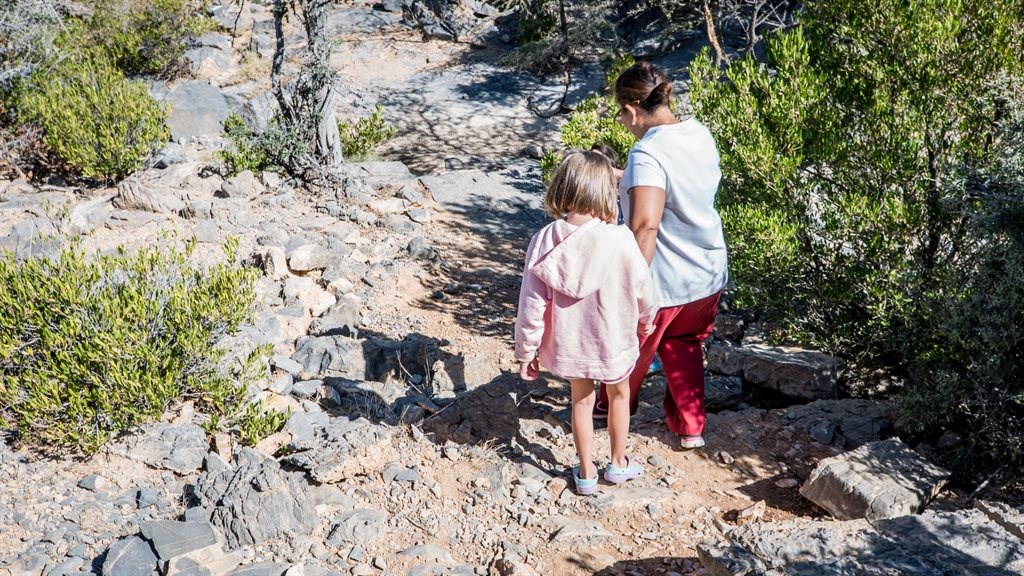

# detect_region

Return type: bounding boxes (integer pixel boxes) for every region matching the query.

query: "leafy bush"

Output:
[338,104,397,161]
[542,53,637,181]
[512,0,559,43]
[687,0,1024,483]
[0,239,259,455]
[15,51,169,182]
[899,86,1024,480]
[236,400,290,446]
[688,0,1024,361]
[217,112,314,176]
[71,0,214,77]
[219,103,397,175]
[0,101,60,181]
[0,0,65,90]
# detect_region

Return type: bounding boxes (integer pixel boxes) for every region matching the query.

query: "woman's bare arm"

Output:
[628,185,666,265]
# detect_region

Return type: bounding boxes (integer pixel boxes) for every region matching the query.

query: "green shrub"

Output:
[236,399,290,447]
[687,0,1024,362]
[15,51,169,182]
[338,104,397,161]
[0,239,259,455]
[70,0,214,77]
[219,103,397,176]
[516,0,559,43]
[217,111,313,176]
[496,1,615,73]
[899,85,1024,481]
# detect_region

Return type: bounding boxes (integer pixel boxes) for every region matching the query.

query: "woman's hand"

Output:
[638,323,656,338]
[519,358,540,381]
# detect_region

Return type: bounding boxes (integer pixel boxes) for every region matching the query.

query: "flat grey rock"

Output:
[700,509,1024,576]
[102,536,158,576]
[291,334,366,379]
[419,170,533,218]
[105,423,207,474]
[0,217,62,260]
[326,509,389,547]
[114,179,188,215]
[800,438,950,521]
[69,194,113,235]
[282,417,394,483]
[155,80,231,142]
[139,520,218,560]
[335,161,414,189]
[875,509,1024,573]
[707,342,844,401]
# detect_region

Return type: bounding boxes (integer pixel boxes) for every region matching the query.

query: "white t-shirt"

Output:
[619,118,729,308]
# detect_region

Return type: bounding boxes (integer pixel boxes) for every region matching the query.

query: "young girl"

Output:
[515,150,656,495]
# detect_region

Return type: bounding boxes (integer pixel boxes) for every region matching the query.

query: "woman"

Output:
[595,61,729,449]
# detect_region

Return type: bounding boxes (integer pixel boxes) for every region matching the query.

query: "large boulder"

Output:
[699,508,1024,575]
[157,80,231,142]
[799,438,951,521]
[193,448,319,549]
[707,342,845,401]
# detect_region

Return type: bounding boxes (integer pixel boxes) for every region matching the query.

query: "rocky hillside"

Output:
[2,1,1023,576]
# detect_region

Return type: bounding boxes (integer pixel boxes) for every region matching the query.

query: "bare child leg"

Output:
[569,378,598,488]
[604,377,644,483]
[604,377,630,469]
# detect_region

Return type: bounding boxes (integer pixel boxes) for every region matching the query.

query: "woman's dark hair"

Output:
[614,61,673,113]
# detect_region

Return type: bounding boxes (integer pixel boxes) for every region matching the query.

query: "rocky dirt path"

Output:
[5,2,1019,576]
[322,12,843,575]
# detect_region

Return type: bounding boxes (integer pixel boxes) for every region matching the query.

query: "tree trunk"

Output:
[703,0,728,67]
[271,0,343,169]
[299,0,343,167]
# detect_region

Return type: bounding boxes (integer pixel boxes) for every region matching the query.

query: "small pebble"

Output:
[77,475,106,492]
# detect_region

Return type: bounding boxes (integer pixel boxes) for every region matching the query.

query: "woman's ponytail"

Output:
[643,81,673,110]
[615,62,671,112]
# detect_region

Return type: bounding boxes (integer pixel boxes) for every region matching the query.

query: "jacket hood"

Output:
[530,219,622,299]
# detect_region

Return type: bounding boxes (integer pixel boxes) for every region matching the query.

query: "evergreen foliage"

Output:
[71,0,214,77]
[338,104,397,161]
[0,238,263,455]
[14,51,170,182]
[688,0,1024,359]
[219,104,398,176]
[542,53,638,181]
[900,86,1024,479]
[687,0,1024,479]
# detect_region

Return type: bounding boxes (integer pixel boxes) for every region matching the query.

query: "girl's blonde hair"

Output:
[544,150,618,222]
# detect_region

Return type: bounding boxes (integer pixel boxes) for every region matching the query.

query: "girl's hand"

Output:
[519,358,540,381]
[638,323,656,338]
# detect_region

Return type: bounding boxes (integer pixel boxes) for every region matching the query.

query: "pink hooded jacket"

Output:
[514,218,657,381]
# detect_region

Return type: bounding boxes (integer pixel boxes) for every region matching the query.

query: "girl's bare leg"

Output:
[605,377,631,469]
[570,378,597,479]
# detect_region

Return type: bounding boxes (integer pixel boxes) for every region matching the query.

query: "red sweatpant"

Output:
[599,290,721,436]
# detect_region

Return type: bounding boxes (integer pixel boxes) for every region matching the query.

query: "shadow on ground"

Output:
[414,180,546,340]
